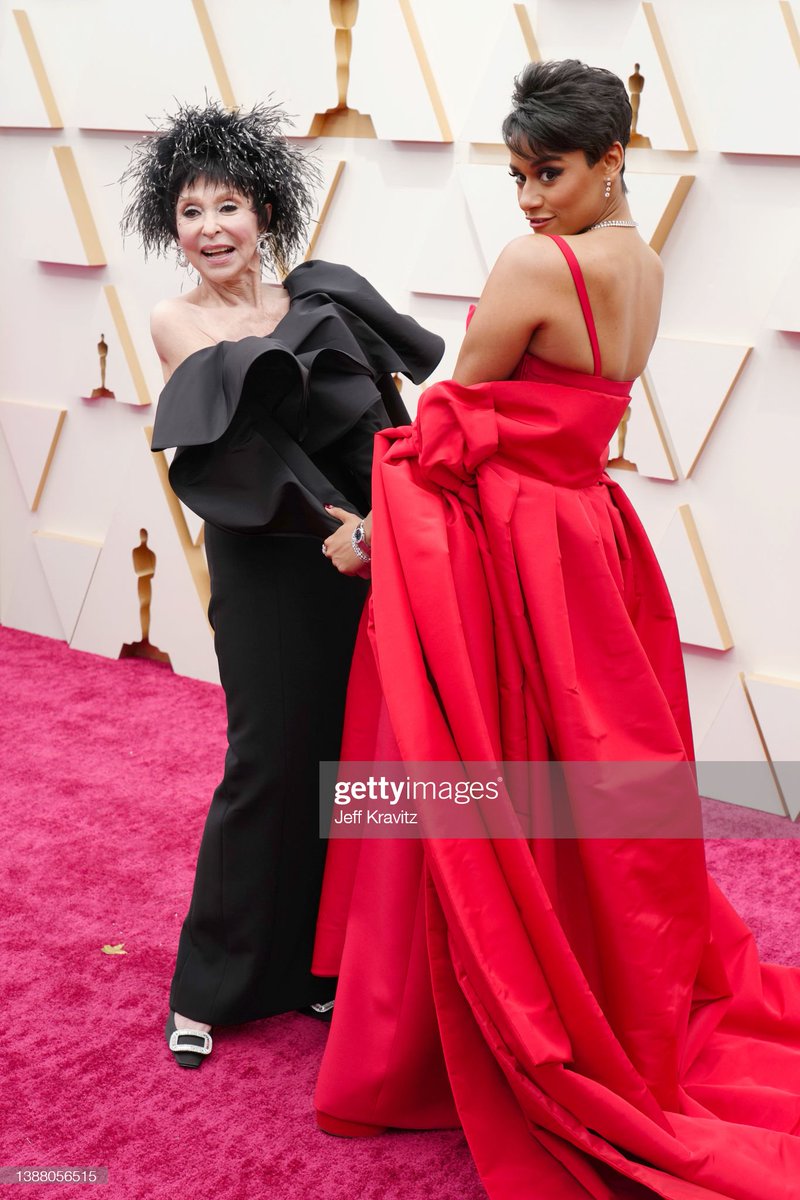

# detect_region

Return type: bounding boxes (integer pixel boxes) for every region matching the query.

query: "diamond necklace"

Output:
[587,219,638,230]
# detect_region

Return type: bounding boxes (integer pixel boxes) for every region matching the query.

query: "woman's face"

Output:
[175,177,268,280]
[507,146,609,236]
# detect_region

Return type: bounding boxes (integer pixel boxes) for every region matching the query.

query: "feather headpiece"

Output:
[121,100,321,276]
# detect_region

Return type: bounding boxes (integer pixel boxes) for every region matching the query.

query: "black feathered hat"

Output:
[121,100,321,276]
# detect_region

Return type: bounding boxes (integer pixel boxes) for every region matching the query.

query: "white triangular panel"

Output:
[460,6,538,144]
[101,287,156,409]
[655,506,732,651]
[768,249,800,332]
[72,0,224,131]
[71,434,218,684]
[349,0,448,141]
[0,400,66,511]
[606,4,695,152]
[458,163,526,272]
[625,173,693,251]
[33,532,102,643]
[608,374,677,481]
[710,1,800,155]
[746,675,800,820]
[696,675,785,815]
[78,288,158,409]
[410,176,487,298]
[207,0,336,130]
[34,148,104,267]
[304,159,347,260]
[0,9,59,128]
[647,338,751,477]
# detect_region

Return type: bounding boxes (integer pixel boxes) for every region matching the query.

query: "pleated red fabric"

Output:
[313,239,800,1199]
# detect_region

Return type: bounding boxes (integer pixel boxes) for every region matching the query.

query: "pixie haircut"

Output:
[121,100,321,275]
[502,60,631,186]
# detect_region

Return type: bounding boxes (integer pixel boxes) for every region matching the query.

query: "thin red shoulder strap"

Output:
[545,234,602,376]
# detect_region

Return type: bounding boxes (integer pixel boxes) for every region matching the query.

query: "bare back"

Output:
[454,231,663,387]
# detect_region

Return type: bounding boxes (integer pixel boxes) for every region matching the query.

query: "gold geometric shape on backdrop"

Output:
[780,0,800,67]
[397,0,452,141]
[9,10,62,127]
[305,160,346,261]
[656,505,733,651]
[43,147,106,267]
[191,0,237,109]
[309,1,377,138]
[103,287,152,408]
[33,531,102,643]
[513,3,541,59]
[0,400,66,512]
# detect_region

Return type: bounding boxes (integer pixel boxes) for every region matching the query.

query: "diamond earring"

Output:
[604,178,612,200]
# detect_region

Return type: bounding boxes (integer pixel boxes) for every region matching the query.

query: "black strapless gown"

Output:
[151,261,443,1023]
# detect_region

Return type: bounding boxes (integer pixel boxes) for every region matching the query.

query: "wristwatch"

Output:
[351,522,371,563]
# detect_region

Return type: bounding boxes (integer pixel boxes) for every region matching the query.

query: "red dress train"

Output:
[312,235,800,1199]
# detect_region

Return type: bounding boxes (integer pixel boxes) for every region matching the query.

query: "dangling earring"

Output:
[604,177,612,200]
[256,232,271,271]
[176,246,190,270]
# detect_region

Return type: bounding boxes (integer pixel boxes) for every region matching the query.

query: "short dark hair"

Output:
[121,100,321,276]
[502,60,631,180]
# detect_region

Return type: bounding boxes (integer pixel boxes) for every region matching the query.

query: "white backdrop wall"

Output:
[1,0,798,814]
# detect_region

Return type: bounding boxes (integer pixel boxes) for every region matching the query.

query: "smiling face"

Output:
[507,146,613,236]
[174,177,270,281]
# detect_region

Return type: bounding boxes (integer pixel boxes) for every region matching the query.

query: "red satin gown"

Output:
[312,235,800,1199]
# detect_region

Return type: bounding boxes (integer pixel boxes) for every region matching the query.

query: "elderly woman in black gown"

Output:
[122,101,443,1067]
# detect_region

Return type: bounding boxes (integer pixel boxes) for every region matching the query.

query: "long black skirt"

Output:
[169,525,367,1025]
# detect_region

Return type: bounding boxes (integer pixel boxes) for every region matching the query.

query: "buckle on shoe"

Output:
[169,1028,213,1055]
[310,1001,334,1015]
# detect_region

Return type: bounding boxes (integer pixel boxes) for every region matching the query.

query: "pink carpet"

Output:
[0,626,797,1199]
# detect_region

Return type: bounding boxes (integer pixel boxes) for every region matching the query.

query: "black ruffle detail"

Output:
[150,261,444,537]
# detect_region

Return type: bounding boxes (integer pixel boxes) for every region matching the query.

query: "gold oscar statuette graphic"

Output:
[607,406,638,471]
[119,529,172,666]
[84,333,116,401]
[628,63,652,148]
[308,0,376,137]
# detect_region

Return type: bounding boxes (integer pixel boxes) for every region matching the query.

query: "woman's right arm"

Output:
[453,236,559,386]
[151,299,215,383]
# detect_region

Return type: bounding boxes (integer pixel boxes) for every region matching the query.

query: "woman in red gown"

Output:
[315,60,800,1199]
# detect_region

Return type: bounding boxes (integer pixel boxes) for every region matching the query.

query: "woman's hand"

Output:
[322,506,370,577]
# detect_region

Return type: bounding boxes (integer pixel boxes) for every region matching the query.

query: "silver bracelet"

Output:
[351,522,371,563]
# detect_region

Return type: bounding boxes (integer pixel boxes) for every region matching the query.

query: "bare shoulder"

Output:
[150,294,213,381]
[490,234,566,284]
